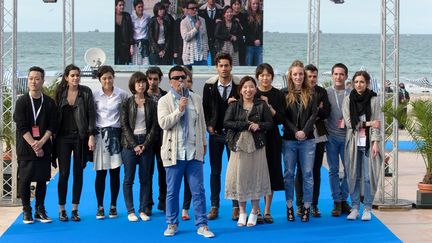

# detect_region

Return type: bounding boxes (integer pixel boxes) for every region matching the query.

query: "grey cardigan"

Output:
[157,91,207,167]
[342,95,383,197]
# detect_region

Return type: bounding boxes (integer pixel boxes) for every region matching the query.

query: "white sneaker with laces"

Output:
[197,225,215,238]
[139,212,150,221]
[347,209,360,220]
[361,209,372,221]
[164,224,178,237]
[127,213,139,222]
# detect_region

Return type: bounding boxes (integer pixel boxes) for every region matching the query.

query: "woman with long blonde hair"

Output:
[282,60,317,222]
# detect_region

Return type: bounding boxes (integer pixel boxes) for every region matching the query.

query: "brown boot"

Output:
[331,202,342,216]
[311,205,321,217]
[207,207,219,220]
[341,201,352,214]
[231,207,239,221]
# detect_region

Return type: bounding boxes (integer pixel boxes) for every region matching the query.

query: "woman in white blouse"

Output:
[93,65,128,220]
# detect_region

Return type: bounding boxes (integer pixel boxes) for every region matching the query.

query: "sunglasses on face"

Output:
[188,7,198,10]
[171,75,187,80]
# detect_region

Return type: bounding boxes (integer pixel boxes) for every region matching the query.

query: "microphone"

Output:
[179,83,187,97]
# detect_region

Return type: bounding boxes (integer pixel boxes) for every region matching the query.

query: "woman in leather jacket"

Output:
[282,60,317,223]
[223,76,273,227]
[115,0,134,65]
[120,71,159,222]
[148,2,172,65]
[54,64,96,222]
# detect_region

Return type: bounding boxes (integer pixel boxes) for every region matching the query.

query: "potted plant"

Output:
[383,99,432,207]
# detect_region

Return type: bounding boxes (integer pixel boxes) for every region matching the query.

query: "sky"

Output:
[11,0,432,34]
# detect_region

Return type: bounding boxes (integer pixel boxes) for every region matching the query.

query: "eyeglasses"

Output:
[188,7,198,10]
[171,75,186,80]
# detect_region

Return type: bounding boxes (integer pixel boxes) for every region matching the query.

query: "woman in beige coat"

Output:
[342,71,383,221]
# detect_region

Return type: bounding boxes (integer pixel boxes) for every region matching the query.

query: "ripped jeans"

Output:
[282,139,316,205]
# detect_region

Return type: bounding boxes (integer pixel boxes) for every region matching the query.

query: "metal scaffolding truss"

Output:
[307,0,320,69]
[63,0,74,68]
[0,0,18,205]
[376,0,410,208]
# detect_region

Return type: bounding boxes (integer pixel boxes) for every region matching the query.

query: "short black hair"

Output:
[153,2,165,16]
[28,66,45,80]
[133,0,143,8]
[331,63,348,76]
[255,63,274,80]
[168,65,186,79]
[146,66,163,79]
[186,0,198,8]
[97,65,115,79]
[215,52,232,66]
[305,64,318,72]
[128,71,147,94]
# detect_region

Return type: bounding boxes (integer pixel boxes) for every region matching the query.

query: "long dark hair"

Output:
[55,64,80,104]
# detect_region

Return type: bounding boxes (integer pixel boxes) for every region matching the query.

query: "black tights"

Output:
[95,167,120,207]
[20,180,46,211]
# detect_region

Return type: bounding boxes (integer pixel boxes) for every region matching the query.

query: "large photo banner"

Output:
[114,0,263,66]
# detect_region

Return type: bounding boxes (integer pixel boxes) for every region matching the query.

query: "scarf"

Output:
[170,87,190,144]
[349,88,377,150]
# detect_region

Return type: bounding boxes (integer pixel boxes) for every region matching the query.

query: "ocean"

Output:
[16,32,432,81]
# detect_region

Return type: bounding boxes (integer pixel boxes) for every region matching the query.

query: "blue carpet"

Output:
[385,141,417,151]
[1,151,401,243]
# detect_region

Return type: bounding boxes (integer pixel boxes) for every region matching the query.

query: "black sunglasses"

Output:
[171,75,186,80]
[188,7,198,10]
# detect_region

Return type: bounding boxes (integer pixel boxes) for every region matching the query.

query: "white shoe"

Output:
[164,224,177,236]
[139,212,150,221]
[197,225,215,238]
[237,213,247,227]
[346,209,360,220]
[127,213,139,222]
[361,209,372,221]
[247,213,258,227]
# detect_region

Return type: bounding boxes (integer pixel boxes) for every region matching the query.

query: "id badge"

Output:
[32,125,40,138]
[337,118,345,129]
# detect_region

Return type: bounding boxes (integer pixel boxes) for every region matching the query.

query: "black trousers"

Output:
[149,141,167,208]
[209,133,238,208]
[182,174,192,210]
[295,141,325,206]
[57,137,83,205]
[20,180,46,211]
[95,167,120,207]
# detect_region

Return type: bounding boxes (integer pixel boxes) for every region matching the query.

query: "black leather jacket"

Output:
[282,95,318,140]
[148,16,172,54]
[57,85,97,139]
[224,99,273,151]
[120,96,159,149]
[314,85,331,137]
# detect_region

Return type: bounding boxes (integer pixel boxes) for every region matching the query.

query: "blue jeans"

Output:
[350,147,373,210]
[122,134,154,214]
[165,159,207,228]
[326,134,349,202]
[282,139,316,204]
[245,45,263,66]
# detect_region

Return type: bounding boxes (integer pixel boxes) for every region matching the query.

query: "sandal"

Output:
[256,213,264,224]
[247,213,257,227]
[301,207,310,222]
[237,213,247,227]
[181,209,190,221]
[287,206,295,222]
[264,213,274,224]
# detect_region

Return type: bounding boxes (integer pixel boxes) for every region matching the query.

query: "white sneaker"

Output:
[361,209,372,221]
[347,209,360,220]
[127,213,139,222]
[139,212,150,221]
[197,225,215,238]
[164,224,177,236]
